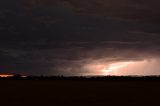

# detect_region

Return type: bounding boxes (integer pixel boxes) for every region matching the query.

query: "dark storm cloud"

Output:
[63,0,160,23]
[0,0,160,75]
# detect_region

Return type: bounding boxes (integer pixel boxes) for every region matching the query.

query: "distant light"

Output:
[22,75,27,78]
[0,74,14,77]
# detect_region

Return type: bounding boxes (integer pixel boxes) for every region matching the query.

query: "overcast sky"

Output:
[0,0,160,76]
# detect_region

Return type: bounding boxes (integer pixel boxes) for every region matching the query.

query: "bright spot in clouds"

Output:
[102,62,133,75]
[84,58,160,76]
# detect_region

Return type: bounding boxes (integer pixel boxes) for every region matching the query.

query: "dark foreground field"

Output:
[1,77,160,106]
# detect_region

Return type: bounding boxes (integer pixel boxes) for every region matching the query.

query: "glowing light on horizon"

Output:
[0,74,14,77]
[102,62,133,75]
[84,61,134,76]
[81,58,158,76]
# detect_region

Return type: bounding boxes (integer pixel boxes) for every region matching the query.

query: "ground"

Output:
[0,79,160,106]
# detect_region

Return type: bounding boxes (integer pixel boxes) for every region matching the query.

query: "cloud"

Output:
[0,0,160,75]
[0,40,160,75]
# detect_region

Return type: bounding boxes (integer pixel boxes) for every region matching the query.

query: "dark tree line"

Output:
[1,75,160,81]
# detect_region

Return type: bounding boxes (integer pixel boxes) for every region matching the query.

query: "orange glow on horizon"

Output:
[0,74,14,77]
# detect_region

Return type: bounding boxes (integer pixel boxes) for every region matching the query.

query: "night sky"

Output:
[1,0,160,76]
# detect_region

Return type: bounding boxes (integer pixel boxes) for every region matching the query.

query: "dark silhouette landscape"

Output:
[0,76,160,106]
